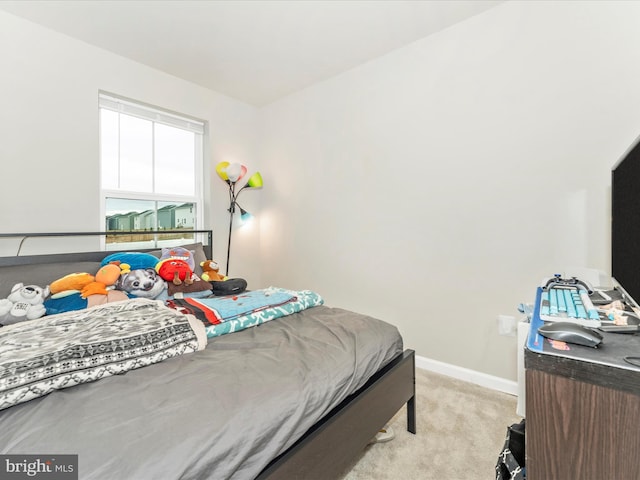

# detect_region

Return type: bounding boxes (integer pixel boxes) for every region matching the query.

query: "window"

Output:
[99,93,205,248]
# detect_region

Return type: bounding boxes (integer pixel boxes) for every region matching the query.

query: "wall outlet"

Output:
[497,314,517,337]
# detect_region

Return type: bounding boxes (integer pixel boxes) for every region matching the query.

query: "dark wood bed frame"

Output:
[258,349,416,480]
[0,230,416,480]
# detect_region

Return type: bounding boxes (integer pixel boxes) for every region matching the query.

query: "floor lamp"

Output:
[215,162,263,276]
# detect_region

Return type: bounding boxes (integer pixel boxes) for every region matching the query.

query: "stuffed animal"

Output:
[159,247,196,271]
[101,252,158,270]
[0,283,50,326]
[117,268,166,299]
[81,263,125,298]
[49,272,95,295]
[155,259,194,286]
[200,260,227,282]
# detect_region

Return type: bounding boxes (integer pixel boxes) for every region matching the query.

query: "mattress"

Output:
[0,304,403,480]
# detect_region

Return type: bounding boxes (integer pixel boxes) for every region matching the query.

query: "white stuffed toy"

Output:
[0,283,50,326]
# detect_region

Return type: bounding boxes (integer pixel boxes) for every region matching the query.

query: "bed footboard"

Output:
[256,349,416,480]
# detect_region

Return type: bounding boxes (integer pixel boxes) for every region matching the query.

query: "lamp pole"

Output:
[225,181,237,276]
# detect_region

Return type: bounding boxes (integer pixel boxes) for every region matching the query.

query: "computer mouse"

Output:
[537,321,603,348]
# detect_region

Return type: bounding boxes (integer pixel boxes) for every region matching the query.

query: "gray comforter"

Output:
[0,305,402,480]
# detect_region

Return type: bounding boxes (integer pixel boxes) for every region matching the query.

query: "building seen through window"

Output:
[99,93,204,248]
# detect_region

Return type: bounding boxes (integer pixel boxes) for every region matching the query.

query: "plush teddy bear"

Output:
[200,260,227,282]
[0,283,50,326]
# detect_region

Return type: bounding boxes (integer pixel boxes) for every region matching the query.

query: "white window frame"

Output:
[98,92,205,237]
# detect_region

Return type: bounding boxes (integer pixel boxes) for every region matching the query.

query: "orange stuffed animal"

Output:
[81,263,123,298]
[50,272,95,295]
[200,260,226,282]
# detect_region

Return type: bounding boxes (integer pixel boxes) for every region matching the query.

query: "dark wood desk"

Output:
[525,297,640,480]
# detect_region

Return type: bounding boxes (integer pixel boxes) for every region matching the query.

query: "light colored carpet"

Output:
[341,368,522,480]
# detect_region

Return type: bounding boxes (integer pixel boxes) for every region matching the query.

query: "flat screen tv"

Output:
[612,134,640,306]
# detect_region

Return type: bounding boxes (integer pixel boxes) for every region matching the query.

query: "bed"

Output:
[0,230,415,480]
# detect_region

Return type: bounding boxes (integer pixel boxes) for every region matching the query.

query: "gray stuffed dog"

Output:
[117,268,166,299]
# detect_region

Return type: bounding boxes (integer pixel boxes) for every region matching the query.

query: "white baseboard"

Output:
[415,354,518,396]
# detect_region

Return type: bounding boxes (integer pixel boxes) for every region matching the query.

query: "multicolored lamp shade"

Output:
[215,161,230,181]
[239,207,253,223]
[215,161,263,275]
[246,172,263,188]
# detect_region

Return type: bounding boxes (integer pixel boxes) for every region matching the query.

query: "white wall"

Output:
[257,0,640,381]
[0,11,262,286]
[4,1,640,384]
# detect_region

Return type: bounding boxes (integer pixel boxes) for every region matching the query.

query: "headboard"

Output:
[0,230,213,296]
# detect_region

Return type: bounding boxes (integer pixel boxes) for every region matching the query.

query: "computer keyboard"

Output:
[539,286,601,328]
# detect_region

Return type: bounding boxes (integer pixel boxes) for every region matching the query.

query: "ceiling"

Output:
[0,0,506,106]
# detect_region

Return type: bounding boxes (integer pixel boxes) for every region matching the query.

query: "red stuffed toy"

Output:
[155,259,194,286]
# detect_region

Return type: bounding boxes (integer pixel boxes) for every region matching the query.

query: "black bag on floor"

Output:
[495,419,525,480]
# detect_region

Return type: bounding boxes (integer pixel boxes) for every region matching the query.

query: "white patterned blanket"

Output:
[0,298,207,411]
